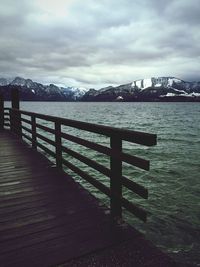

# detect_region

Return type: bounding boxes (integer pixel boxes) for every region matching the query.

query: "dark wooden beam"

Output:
[0,94,4,130]
[31,115,37,150]
[55,121,62,169]
[110,136,122,219]
[11,89,22,137]
[11,88,20,109]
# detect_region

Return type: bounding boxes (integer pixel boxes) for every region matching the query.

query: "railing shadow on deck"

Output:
[0,89,157,223]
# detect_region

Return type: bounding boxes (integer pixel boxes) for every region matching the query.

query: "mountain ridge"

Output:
[82,76,200,101]
[0,76,200,101]
[0,77,88,101]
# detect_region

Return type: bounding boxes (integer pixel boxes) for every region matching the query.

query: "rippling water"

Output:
[9,102,200,266]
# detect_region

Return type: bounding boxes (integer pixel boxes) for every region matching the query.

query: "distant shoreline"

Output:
[4,99,200,102]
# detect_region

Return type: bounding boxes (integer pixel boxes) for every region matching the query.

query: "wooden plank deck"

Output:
[0,131,179,267]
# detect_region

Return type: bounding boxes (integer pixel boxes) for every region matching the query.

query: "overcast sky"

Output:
[0,0,200,88]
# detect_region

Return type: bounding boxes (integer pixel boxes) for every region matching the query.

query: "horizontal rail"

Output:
[62,158,111,196]
[121,152,149,170]
[62,145,148,198]
[10,108,157,146]
[21,117,31,124]
[62,158,146,221]
[62,145,110,177]
[2,105,157,222]
[36,123,55,134]
[61,131,110,155]
[121,197,147,222]
[61,132,149,170]
[36,142,56,158]
[36,132,55,146]
[22,132,32,142]
[21,125,32,134]
[3,123,10,127]
[122,176,148,199]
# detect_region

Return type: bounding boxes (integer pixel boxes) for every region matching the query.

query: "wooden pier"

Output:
[0,90,180,266]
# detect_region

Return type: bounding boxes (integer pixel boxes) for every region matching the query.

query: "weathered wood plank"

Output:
[0,131,177,267]
[0,94,4,130]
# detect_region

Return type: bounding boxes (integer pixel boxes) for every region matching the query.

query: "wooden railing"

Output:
[0,91,157,222]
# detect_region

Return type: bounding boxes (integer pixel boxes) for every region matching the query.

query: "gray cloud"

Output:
[0,0,199,88]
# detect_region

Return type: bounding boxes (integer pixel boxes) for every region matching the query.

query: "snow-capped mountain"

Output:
[10,77,35,88]
[1,76,200,101]
[0,78,12,86]
[0,77,88,101]
[82,77,200,101]
[131,77,200,94]
[61,86,88,100]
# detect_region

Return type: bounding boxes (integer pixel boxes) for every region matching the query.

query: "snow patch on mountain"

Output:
[132,78,152,89]
[0,78,11,86]
[168,78,182,87]
[190,92,200,97]
[132,77,183,90]
[68,86,88,94]
[61,86,89,100]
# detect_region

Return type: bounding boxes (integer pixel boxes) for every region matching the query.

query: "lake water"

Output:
[6,102,200,266]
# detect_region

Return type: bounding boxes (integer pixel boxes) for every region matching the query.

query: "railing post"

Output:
[110,135,122,219]
[31,115,37,150]
[55,121,62,169]
[9,108,14,133]
[11,88,20,110]
[11,88,22,137]
[0,94,4,130]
